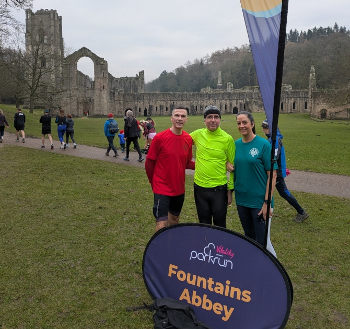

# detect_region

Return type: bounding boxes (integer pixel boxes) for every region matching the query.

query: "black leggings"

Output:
[66,131,75,144]
[194,183,228,228]
[125,137,142,158]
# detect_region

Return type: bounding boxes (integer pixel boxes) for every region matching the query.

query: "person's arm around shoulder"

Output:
[186,135,195,170]
[226,135,235,205]
[189,129,198,145]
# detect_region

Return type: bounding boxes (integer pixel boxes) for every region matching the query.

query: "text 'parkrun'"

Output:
[168,264,252,322]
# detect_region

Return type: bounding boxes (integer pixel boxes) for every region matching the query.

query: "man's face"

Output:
[204,114,221,132]
[171,109,188,129]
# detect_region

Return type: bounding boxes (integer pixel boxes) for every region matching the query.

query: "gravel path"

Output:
[2,132,350,199]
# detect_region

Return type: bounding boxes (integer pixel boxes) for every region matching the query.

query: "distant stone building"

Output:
[308,67,350,120]
[24,9,348,120]
[25,9,144,117]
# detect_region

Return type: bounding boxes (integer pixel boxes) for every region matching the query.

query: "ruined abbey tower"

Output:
[25,8,349,120]
[25,8,144,116]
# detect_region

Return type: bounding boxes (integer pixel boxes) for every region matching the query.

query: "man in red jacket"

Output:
[145,106,195,232]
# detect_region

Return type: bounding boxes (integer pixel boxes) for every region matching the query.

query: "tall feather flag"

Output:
[240,0,289,249]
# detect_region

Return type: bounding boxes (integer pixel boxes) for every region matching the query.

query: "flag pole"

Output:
[264,0,289,250]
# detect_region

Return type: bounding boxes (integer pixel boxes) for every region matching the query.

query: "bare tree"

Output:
[0,45,26,106]
[2,0,32,9]
[0,0,32,38]
[1,26,65,112]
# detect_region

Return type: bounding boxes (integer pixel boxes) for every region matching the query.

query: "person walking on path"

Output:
[144,117,156,147]
[104,113,119,157]
[261,119,309,223]
[14,108,25,143]
[55,109,67,149]
[123,109,144,162]
[190,105,235,229]
[145,106,195,231]
[0,109,10,143]
[118,130,126,153]
[39,109,54,149]
[65,114,77,148]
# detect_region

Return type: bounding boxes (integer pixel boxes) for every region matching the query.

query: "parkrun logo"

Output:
[190,243,234,270]
[249,148,259,157]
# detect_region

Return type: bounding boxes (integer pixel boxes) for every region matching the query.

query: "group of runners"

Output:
[145,105,309,257]
[0,108,76,150]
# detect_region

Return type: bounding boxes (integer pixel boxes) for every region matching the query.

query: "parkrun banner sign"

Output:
[143,224,292,329]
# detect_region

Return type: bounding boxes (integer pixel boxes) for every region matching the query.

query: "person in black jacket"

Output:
[65,114,76,148]
[123,109,144,162]
[0,109,10,143]
[39,109,54,149]
[14,108,25,142]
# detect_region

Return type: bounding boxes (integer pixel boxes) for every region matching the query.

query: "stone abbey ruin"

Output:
[25,9,350,120]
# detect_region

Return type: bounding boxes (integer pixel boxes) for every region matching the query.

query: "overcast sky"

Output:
[10,0,350,82]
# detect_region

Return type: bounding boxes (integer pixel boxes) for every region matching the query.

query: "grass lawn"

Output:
[1,104,349,176]
[0,147,349,328]
[0,104,349,328]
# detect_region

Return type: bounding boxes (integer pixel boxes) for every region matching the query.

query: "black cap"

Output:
[203,105,221,118]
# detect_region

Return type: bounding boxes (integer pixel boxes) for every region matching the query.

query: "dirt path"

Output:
[2,132,350,199]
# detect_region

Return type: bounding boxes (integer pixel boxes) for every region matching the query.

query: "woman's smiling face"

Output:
[236,114,254,136]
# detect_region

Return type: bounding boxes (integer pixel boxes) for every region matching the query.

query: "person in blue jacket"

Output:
[261,120,309,223]
[118,130,126,153]
[104,113,118,157]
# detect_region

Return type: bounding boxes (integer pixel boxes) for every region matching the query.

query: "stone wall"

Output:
[310,90,350,120]
[28,8,348,121]
[115,89,309,119]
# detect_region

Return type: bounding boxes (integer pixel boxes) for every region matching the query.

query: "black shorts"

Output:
[153,193,185,222]
[15,125,24,131]
[42,127,51,135]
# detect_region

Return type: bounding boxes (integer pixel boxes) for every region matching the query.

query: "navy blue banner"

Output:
[143,224,292,329]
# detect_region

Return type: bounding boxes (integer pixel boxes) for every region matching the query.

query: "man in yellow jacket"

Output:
[190,105,235,228]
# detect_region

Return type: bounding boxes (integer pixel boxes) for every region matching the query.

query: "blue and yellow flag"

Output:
[240,0,287,131]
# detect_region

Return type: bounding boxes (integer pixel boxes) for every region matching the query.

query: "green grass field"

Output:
[1,104,350,176]
[0,104,349,328]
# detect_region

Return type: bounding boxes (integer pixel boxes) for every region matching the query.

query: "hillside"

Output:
[146,24,350,92]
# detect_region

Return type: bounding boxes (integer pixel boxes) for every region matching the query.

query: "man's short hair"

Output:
[172,106,187,114]
[126,110,133,116]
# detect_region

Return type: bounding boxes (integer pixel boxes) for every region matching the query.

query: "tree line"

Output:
[0,0,69,112]
[1,6,350,111]
[146,23,350,93]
